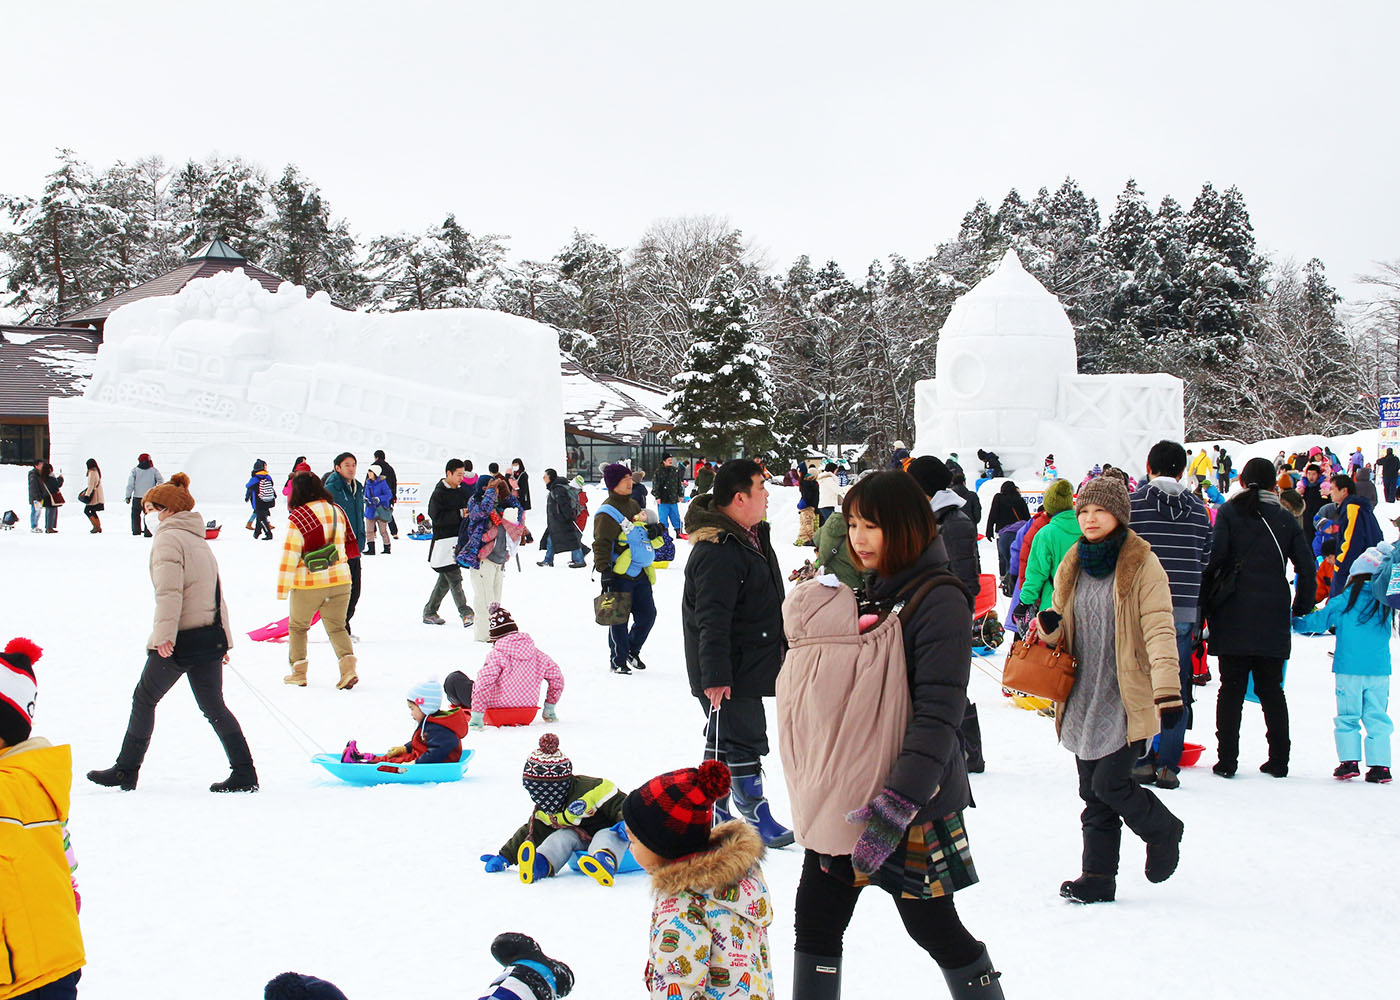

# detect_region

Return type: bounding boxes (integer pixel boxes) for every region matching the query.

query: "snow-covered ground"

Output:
[2,464,1394,998]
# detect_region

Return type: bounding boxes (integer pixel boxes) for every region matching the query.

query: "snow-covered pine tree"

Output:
[0,149,107,322]
[265,165,365,306]
[185,156,270,259]
[668,270,775,458]
[1096,179,1156,370]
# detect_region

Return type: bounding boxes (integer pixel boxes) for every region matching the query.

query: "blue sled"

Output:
[1245,662,1287,705]
[312,749,475,785]
[407,532,433,541]
[566,849,643,876]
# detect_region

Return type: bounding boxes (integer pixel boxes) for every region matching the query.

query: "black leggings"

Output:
[118,652,251,769]
[793,850,981,968]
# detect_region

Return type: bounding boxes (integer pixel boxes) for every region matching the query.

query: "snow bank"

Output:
[47,269,565,504]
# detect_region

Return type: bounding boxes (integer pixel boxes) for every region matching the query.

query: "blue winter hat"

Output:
[408,678,442,715]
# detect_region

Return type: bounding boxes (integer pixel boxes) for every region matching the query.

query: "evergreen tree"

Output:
[668,270,774,457]
[265,165,365,305]
[186,156,270,259]
[0,149,107,322]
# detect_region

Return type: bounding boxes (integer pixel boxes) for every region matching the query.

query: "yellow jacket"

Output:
[0,738,84,999]
[1188,450,1213,479]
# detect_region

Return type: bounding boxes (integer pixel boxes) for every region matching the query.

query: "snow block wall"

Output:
[914,252,1183,479]
[48,270,565,505]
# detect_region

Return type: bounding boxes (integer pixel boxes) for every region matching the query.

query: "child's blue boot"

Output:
[517,841,552,884]
[578,849,618,887]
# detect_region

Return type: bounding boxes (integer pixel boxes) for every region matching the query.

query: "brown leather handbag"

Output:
[1002,632,1077,702]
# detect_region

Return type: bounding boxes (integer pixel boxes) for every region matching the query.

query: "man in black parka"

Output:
[682,458,793,847]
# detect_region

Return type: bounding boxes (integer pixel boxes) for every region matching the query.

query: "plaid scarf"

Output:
[1078,527,1126,579]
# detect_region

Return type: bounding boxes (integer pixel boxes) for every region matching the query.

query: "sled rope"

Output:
[228,663,329,756]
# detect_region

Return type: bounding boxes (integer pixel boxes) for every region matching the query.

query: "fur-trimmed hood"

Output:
[649,821,767,914]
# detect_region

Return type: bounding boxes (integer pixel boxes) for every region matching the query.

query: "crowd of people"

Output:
[8,431,1398,1000]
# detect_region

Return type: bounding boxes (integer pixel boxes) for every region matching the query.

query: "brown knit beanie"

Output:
[143,472,195,513]
[1075,475,1131,528]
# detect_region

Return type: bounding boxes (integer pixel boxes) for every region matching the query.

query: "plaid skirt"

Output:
[819,811,978,900]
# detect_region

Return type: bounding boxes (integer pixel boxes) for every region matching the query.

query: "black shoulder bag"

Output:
[172,578,230,661]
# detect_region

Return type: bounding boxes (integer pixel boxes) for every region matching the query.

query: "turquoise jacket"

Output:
[1294,592,1393,676]
[1019,509,1083,611]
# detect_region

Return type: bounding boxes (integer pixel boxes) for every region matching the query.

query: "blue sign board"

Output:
[1381,395,1400,426]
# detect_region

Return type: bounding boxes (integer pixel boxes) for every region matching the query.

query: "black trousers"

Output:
[1216,654,1289,767]
[698,694,769,777]
[793,850,981,968]
[1075,741,1178,876]
[346,556,362,627]
[253,501,272,539]
[130,500,149,536]
[118,651,251,769]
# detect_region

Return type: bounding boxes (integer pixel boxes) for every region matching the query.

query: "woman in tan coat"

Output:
[81,457,105,533]
[87,473,257,793]
[1037,476,1183,904]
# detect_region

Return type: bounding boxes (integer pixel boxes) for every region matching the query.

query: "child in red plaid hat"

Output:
[623,759,774,1000]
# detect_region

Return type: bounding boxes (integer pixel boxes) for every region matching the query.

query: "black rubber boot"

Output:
[490,932,574,997]
[792,952,841,999]
[210,765,259,793]
[941,944,1005,998]
[1060,873,1116,903]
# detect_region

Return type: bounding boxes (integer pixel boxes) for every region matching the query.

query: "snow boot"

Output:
[792,952,841,999]
[961,702,985,773]
[1334,760,1360,780]
[1145,816,1185,883]
[712,794,735,826]
[336,654,359,691]
[1211,761,1235,778]
[210,765,259,793]
[1131,760,1158,784]
[365,540,375,555]
[87,734,148,790]
[517,841,552,884]
[383,541,390,555]
[86,765,139,791]
[341,740,374,764]
[1154,767,1181,790]
[1259,759,1289,778]
[731,772,795,848]
[941,944,1005,998]
[490,931,575,996]
[578,848,619,887]
[1366,765,1392,784]
[1060,873,1116,903]
[284,659,308,686]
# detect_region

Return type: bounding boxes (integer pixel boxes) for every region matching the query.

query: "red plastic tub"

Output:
[483,706,540,727]
[205,527,221,540]
[1179,743,1205,768]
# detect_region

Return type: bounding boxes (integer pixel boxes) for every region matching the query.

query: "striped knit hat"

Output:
[623,758,732,860]
[0,638,41,746]
[522,734,572,813]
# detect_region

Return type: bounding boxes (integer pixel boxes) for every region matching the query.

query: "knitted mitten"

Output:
[846,787,920,875]
[542,702,558,723]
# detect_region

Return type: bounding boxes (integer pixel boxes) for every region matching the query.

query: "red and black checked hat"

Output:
[623,758,732,860]
[0,638,41,745]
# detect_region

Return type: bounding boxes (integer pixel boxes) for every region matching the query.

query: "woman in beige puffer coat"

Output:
[86,473,258,794]
[1036,476,1183,905]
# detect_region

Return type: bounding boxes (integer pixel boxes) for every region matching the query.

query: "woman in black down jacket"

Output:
[1203,457,1315,778]
[791,471,1004,998]
[984,481,1031,538]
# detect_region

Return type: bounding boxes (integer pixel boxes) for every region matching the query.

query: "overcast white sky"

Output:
[3,0,1395,302]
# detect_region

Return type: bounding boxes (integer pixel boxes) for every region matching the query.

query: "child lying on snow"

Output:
[480,734,631,887]
[448,603,564,729]
[265,933,574,1000]
[340,679,469,765]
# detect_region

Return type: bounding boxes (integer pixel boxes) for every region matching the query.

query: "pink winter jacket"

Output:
[470,632,565,710]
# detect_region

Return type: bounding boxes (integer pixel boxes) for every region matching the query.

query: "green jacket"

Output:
[812,511,860,590]
[500,775,625,858]
[1019,509,1083,611]
[323,472,366,548]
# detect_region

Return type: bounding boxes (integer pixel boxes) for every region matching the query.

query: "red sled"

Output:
[248,612,321,642]
[1191,640,1211,686]
[483,706,540,727]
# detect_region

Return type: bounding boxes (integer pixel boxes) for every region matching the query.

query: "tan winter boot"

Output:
[284,659,308,686]
[335,654,359,691]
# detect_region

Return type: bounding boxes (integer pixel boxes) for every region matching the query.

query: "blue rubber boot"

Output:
[517,841,552,884]
[578,848,619,887]
[731,773,795,848]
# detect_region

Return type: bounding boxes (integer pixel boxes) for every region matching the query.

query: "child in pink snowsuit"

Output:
[467,603,565,729]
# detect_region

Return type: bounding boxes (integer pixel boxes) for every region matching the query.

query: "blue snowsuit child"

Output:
[1294,545,1394,779]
